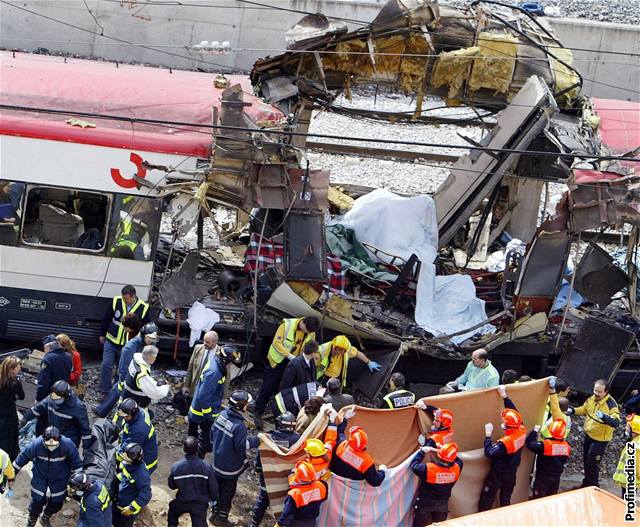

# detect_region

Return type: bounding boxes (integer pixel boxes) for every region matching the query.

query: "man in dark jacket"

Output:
[323,377,355,412]
[116,398,158,474]
[68,471,112,527]
[168,436,218,527]
[36,335,72,401]
[210,390,253,527]
[113,443,152,527]
[380,372,415,409]
[330,425,386,487]
[21,380,92,451]
[279,340,319,392]
[525,419,571,498]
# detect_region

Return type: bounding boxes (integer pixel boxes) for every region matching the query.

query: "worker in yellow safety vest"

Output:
[613,414,640,499]
[253,317,319,430]
[316,335,381,388]
[0,447,15,498]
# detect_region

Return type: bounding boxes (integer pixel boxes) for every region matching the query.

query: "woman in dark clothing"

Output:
[0,356,25,460]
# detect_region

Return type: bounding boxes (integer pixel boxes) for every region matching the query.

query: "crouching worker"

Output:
[276,461,328,527]
[478,385,527,511]
[13,425,82,527]
[168,436,218,527]
[113,443,152,527]
[68,471,112,527]
[526,419,570,498]
[330,426,386,487]
[410,442,463,526]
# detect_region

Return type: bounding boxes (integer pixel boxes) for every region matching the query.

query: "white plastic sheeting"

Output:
[338,189,492,342]
[187,301,220,346]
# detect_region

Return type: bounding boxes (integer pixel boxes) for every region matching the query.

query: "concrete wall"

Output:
[1,1,638,100]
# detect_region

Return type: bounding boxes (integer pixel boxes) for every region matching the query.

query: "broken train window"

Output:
[107,195,160,262]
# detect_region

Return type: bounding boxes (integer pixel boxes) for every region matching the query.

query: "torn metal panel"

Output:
[159,252,211,310]
[346,343,404,399]
[435,76,557,248]
[574,243,628,308]
[284,212,326,281]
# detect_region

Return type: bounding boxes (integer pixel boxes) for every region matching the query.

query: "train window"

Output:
[107,195,161,262]
[0,180,25,246]
[20,186,110,252]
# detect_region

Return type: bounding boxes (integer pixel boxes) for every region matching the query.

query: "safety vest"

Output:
[289,481,327,507]
[429,428,455,447]
[425,462,461,484]
[106,296,149,345]
[123,359,152,407]
[542,439,571,457]
[0,450,11,487]
[613,437,639,488]
[110,216,142,256]
[316,342,351,387]
[498,426,527,454]
[335,442,374,474]
[382,389,416,409]
[267,318,315,368]
[274,382,318,416]
[82,484,111,513]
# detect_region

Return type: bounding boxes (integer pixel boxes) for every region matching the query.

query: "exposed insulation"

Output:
[550,47,581,107]
[468,32,518,94]
[328,186,355,212]
[430,47,480,99]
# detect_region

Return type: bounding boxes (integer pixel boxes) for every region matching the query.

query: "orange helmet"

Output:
[348,426,368,451]
[434,409,454,430]
[501,408,523,429]
[437,442,459,464]
[548,418,567,440]
[291,460,316,486]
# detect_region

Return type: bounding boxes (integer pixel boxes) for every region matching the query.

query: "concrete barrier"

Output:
[0,1,637,100]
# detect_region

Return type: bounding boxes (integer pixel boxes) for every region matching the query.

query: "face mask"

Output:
[45,442,59,451]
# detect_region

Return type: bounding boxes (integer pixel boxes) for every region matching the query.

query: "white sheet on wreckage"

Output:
[333,189,493,343]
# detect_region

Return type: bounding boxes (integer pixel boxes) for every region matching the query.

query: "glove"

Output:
[446,381,458,389]
[415,400,427,410]
[595,411,604,419]
[120,507,134,517]
[6,489,13,499]
[367,361,381,372]
[417,434,426,446]
[497,385,507,398]
[533,424,541,433]
[566,407,575,415]
[378,464,387,471]
[548,376,557,390]
[344,407,356,420]
[484,423,493,436]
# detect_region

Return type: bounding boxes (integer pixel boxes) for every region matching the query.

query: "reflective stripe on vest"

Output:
[383,390,415,409]
[613,439,639,486]
[425,462,461,484]
[336,442,374,473]
[82,484,111,512]
[429,428,454,447]
[124,360,151,406]
[542,439,571,457]
[317,342,350,387]
[107,296,149,345]
[267,318,313,367]
[498,427,527,454]
[289,481,327,507]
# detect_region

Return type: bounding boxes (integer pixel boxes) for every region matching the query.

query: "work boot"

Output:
[212,510,236,527]
[40,514,53,527]
[26,514,39,527]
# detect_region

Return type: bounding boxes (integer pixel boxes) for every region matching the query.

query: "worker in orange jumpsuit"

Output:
[276,461,328,527]
[526,418,571,498]
[417,401,455,448]
[329,426,386,487]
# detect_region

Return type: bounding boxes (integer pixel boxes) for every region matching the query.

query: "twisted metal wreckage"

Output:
[0,0,639,398]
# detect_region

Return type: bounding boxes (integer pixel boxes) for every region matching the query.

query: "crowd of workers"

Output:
[0,285,639,527]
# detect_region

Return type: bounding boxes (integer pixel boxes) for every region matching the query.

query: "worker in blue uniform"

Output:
[112,442,152,527]
[68,471,112,527]
[116,398,158,474]
[188,345,242,458]
[13,426,82,527]
[36,335,72,401]
[167,435,218,527]
[21,380,92,451]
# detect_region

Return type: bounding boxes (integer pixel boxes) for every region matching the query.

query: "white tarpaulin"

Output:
[338,189,491,342]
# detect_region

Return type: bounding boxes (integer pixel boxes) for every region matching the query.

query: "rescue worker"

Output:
[540,377,571,440]
[613,414,640,498]
[0,447,15,498]
[567,378,620,488]
[410,442,463,526]
[247,411,301,527]
[330,425,386,487]
[99,284,150,399]
[122,345,170,409]
[380,372,415,409]
[279,340,319,392]
[210,390,253,527]
[478,385,527,511]
[442,349,499,394]
[68,471,112,527]
[254,317,319,430]
[276,460,328,527]
[416,401,455,448]
[13,426,82,527]
[525,419,571,498]
[116,398,158,474]
[299,417,338,482]
[113,442,152,527]
[273,381,321,418]
[36,334,73,401]
[188,345,241,458]
[167,436,218,527]
[21,380,92,451]
[316,335,381,388]
[95,321,158,417]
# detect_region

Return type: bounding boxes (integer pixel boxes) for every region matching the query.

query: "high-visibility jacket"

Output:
[0,448,15,489]
[330,441,385,487]
[123,355,152,408]
[274,382,319,417]
[267,318,315,368]
[484,398,526,474]
[316,340,357,387]
[299,422,337,482]
[411,449,463,502]
[106,296,149,346]
[574,394,620,442]
[381,389,415,409]
[188,356,225,423]
[613,435,640,489]
[78,479,112,527]
[278,480,328,526]
[118,409,158,474]
[426,427,455,448]
[116,461,151,515]
[526,430,571,481]
[540,394,571,439]
[498,427,527,454]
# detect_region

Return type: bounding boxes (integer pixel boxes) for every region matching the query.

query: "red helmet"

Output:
[437,442,459,464]
[435,408,454,429]
[291,460,316,486]
[348,426,368,451]
[501,408,523,429]
[548,418,567,440]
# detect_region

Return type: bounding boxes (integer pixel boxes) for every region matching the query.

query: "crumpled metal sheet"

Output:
[159,252,211,310]
[574,243,628,308]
